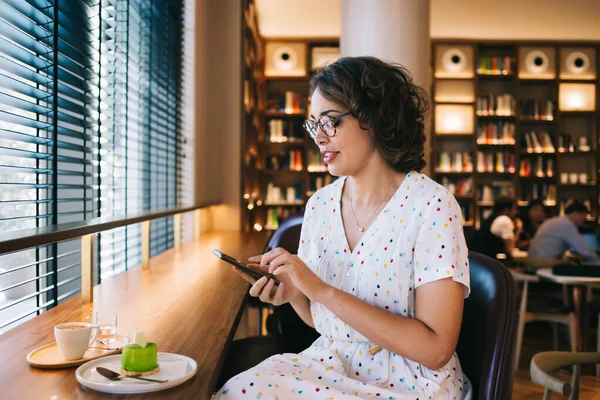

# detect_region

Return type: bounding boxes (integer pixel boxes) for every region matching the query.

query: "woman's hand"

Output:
[251,247,331,303]
[232,260,301,306]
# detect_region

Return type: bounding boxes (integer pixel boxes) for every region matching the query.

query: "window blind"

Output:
[0,0,185,333]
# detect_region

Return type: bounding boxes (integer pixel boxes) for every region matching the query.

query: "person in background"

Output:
[528,201,600,262]
[516,200,545,250]
[470,197,519,259]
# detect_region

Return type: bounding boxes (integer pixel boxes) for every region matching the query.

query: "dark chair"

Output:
[245,213,305,335]
[217,248,519,399]
[457,251,518,400]
[263,213,304,255]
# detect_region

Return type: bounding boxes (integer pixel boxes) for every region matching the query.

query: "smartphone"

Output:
[213,249,281,286]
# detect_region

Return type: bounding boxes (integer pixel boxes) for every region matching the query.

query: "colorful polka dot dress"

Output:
[214,172,472,399]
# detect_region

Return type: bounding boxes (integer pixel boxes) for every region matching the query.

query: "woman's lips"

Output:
[323,151,340,164]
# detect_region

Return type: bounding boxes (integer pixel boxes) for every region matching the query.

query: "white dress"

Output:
[215,172,472,399]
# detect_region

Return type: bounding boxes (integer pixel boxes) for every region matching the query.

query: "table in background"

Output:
[0,231,267,400]
[537,268,600,352]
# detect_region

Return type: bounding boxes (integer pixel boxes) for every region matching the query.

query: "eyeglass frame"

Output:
[303,111,352,139]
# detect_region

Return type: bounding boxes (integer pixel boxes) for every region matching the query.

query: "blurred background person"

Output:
[528,201,600,262]
[516,200,546,251]
[470,197,519,259]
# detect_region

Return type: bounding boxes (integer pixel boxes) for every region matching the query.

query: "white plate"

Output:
[76,352,197,394]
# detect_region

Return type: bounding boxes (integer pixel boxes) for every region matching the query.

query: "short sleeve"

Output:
[297,194,316,263]
[490,215,515,240]
[412,190,470,297]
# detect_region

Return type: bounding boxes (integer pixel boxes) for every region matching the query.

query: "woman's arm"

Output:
[317,277,464,370]
[289,293,315,328]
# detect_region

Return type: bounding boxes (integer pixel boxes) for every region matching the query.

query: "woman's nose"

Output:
[314,126,329,145]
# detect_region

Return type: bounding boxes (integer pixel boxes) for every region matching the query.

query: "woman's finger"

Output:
[248,276,268,297]
[267,253,290,273]
[260,248,287,268]
[272,282,285,306]
[248,255,262,263]
[259,279,276,303]
[272,263,291,277]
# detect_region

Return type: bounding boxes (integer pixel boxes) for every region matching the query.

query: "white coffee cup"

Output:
[579,173,588,183]
[560,173,569,184]
[54,322,98,360]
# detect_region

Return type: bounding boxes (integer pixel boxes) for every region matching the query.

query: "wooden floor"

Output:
[235,309,600,399]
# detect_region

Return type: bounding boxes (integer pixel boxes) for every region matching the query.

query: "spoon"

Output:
[96,366,168,383]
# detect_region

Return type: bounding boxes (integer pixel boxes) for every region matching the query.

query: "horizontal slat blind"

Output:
[180,0,195,242]
[0,0,185,333]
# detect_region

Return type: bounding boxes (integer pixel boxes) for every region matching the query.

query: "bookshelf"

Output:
[240,0,264,232]
[241,31,339,231]
[431,41,599,231]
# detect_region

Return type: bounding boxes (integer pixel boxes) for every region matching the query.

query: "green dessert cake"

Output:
[121,332,160,376]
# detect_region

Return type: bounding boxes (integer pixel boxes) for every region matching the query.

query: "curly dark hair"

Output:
[311,56,429,173]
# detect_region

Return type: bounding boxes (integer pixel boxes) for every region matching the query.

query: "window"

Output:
[0,0,190,333]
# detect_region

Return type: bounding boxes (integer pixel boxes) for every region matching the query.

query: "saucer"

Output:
[26,335,130,369]
[76,353,197,394]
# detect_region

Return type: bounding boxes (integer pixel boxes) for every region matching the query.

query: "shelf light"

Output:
[253,223,263,232]
[559,83,595,111]
[435,105,474,134]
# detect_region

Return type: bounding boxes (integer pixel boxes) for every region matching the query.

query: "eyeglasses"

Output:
[303,112,351,139]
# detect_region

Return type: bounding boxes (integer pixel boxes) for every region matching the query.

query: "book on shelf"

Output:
[477,121,515,145]
[267,91,305,114]
[266,150,303,171]
[268,119,302,142]
[476,94,515,116]
[441,177,473,197]
[312,174,333,193]
[265,183,303,204]
[265,205,305,230]
[476,152,516,173]
[307,151,328,172]
[479,182,516,203]
[557,133,590,153]
[519,157,555,178]
[522,131,555,153]
[520,100,554,121]
[477,56,514,75]
[520,183,557,205]
[435,151,473,173]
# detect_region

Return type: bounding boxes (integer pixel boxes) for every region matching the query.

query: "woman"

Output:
[216,57,471,399]
[516,200,545,250]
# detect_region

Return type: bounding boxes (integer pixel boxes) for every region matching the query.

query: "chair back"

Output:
[263,212,320,351]
[457,251,518,400]
[264,213,304,253]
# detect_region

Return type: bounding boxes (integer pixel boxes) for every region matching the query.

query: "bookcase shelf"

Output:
[477,74,516,80]
[432,40,599,229]
[265,111,306,117]
[240,24,339,231]
[519,119,555,124]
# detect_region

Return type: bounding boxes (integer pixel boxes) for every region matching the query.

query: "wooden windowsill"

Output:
[0,231,267,399]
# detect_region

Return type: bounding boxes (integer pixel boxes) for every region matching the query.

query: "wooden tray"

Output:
[26,335,130,369]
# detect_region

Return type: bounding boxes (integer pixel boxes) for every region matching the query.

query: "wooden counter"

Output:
[0,231,267,400]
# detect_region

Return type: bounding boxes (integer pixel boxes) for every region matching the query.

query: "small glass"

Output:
[94,311,118,345]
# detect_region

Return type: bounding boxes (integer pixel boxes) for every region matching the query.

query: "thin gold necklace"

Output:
[348,174,395,233]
